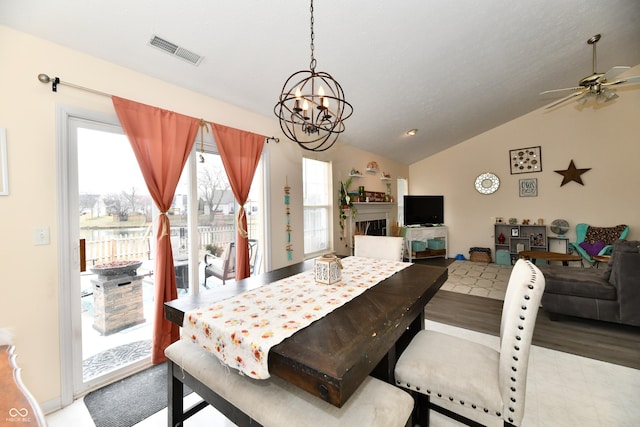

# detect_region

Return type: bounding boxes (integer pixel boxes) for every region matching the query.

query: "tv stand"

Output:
[403,225,448,261]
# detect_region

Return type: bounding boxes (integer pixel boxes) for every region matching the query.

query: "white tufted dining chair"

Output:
[394,259,545,426]
[353,235,404,261]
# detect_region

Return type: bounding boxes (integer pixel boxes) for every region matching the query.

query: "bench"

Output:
[165,339,414,427]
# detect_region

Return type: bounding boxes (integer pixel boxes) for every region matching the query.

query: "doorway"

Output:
[58,108,156,402]
[58,106,268,404]
[76,125,155,382]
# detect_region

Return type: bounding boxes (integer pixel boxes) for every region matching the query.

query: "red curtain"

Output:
[211,123,265,280]
[112,96,200,363]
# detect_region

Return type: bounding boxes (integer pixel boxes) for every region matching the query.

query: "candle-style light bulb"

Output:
[318,86,326,110]
[294,87,303,112]
[302,100,310,119]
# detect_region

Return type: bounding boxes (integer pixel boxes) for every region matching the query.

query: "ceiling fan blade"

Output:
[543,90,586,109]
[603,66,631,81]
[602,75,640,87]
[539,86,583,95]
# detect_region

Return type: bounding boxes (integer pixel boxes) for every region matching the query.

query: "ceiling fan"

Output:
[540,34,640,109]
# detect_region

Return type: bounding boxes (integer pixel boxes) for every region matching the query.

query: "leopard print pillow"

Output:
[585,225,627,245]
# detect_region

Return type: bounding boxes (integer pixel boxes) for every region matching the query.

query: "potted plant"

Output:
[338,177,357,247]
[205,243,224,257]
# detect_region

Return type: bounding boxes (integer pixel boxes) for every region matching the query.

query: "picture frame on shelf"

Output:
[509,145,542,174]
[511,227,519,237]
[519,178,537,197]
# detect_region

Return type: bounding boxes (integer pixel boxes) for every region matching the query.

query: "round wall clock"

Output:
[475,173,500,194]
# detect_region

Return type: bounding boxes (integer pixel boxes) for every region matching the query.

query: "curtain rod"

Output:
[37,73,280,143]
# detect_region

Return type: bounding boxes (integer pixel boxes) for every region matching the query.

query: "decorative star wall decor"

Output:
[554,160,591,186]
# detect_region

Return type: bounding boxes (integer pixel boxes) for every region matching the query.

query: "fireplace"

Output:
[348,202,396,253]
[355,219,387,236]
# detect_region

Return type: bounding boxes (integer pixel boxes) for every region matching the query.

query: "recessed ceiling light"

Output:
[406,129,418,136]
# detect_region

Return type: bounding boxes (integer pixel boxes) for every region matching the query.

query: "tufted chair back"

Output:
[498,259,545,426]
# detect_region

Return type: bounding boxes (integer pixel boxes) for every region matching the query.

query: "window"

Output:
[303,158,331,256]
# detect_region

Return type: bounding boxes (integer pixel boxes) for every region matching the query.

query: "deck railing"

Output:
[83,225,255,265]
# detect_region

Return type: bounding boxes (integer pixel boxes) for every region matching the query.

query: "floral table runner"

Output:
[182,256,411,379]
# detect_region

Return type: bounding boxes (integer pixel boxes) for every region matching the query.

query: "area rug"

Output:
[84,362,192,427]
[441,260,512,300]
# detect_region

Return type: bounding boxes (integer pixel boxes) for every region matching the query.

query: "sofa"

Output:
[538,240,640,327]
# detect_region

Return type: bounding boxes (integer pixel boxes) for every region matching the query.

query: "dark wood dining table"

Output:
[164,258,447,408]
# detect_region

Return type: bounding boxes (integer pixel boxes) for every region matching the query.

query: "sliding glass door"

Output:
[58,107,267,403]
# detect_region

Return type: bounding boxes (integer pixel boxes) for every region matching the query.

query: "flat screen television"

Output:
[404,195,444,226]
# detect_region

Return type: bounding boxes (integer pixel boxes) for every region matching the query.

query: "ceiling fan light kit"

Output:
[274,0,353,152]
[541,34,640,109]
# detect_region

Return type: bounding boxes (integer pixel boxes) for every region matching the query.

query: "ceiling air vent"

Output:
[149,35,203,66]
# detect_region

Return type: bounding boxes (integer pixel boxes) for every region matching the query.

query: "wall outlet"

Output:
[34,227,50,245]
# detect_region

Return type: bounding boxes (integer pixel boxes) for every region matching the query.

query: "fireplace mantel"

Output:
[346,202,396,237]
[351,202,396,223]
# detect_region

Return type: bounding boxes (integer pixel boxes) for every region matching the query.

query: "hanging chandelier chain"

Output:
[309,0,316,72]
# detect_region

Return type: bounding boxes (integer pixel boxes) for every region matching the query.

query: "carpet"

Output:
[84,362,192,427]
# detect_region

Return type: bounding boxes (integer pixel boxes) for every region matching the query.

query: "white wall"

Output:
[410,65,640,259]
[0,26,408,410]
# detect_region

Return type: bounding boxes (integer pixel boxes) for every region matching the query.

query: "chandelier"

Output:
[274,0,353,152]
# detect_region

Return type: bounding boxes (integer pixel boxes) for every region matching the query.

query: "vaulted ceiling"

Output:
[2,0,639,164]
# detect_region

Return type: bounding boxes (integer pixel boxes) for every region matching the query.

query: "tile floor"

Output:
[46,319,640,427]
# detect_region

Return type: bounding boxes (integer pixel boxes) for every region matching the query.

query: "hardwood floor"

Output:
[425,290,640,369]
[415,258,640,369]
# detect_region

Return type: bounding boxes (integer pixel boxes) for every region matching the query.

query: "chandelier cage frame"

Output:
[273,0,353,152]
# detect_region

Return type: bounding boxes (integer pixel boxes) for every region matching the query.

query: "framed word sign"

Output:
[519,178,538,197]
[510,146,542,174]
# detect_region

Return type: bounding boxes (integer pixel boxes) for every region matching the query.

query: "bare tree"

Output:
[103,193,124,217]
[198,166,230,218]
[121,186,144,214]
[79,193,99,215]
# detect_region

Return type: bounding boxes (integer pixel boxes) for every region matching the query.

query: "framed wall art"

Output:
[510,146,542,174]
[519,178,537,197]
[511,227,519,237]
[0,128,7,196]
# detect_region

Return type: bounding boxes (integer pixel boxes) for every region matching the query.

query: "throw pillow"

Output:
[579,241,606,256]
[585,225,627,245]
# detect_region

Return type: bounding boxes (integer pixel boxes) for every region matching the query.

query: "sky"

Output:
[77,127,148,195]
[76,126,259,203]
